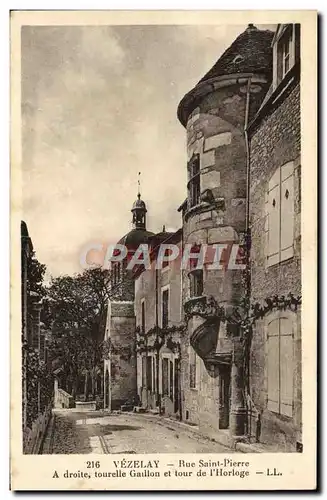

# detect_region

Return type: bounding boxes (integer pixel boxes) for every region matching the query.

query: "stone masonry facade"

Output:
[104,24,302,451]
[249,77,301,449]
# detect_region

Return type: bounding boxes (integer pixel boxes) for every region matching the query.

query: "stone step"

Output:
[75,401,96,411]
[133,406,147,413]
[148,408,160,415]
[120,404,134,412]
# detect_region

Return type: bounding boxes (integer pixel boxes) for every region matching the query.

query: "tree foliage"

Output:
[47,267,111,399]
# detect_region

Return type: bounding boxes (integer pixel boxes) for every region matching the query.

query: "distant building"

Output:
[134,229,183,417]
[21,221,46,430]
[103,193,154,410]
[21,221,34,430]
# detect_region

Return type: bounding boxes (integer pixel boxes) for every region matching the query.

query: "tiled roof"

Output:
[198,24,274,84]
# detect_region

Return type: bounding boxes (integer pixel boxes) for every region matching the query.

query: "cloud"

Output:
[22,24,276,276]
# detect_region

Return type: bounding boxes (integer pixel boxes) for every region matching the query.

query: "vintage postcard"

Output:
[11,10,317,490]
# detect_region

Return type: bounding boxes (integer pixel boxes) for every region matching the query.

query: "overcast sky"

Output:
[22,23,276,276]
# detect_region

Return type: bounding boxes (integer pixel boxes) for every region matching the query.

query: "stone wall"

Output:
[134,243,183,409]
[105,311,137,409]
[180,333,221,438]
[249,81,301,449]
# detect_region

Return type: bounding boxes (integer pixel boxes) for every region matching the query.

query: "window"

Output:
[162,358,169,395]
[189,269,203,297]
[112,264,117,285]
[161,358,174,399]
[162,288,169,328]
[146,356,153,391]
[141,300,145,334]
[267,315,293,417]
[117,262,121,282]
[276,25,295,85]
[266,162,294,266]
[162,249,170,270]
[169,360,174,399]
[142,356,146,387]
[187,154,200,207]
[189,347,197,389]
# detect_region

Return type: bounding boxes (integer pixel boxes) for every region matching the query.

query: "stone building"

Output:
[134,229,183,417]
[104,23,302,450]
[103,193,154,410]
[247,23,302,450]
[21,220,34,430]
[21,221,48,434]
[177,23,275,440]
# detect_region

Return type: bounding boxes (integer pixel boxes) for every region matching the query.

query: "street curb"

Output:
[40,412,55,454]
[127,412,245,452]
[100,410,268,453]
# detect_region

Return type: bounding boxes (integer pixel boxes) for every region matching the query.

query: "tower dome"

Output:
[117,192,154,250]
[132,194,147,212]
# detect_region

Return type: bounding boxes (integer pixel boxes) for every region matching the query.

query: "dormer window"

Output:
[273,24,300,89]
[278,25,293,80]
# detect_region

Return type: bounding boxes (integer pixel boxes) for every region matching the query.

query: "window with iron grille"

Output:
[189,269,203,297]
[162,289,169,328]
[187,154,200,208]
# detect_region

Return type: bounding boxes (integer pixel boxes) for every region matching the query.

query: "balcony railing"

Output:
[184,294,223,322]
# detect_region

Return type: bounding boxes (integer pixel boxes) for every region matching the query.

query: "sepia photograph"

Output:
[11,10,317,491]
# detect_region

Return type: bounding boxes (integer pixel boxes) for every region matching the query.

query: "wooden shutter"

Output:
[267,318,280,412]
[280,317,293,417]
[280,162,294,261]
[267,169,281,266]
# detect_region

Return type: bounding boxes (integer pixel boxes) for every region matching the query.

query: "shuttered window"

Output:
[267,162,294,266]
[267,316,293,417]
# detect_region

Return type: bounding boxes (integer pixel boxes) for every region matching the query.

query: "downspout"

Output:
[179,232,184,421]
[245,76,252,242]
[230,77,252,439]
[155,268,160,411]
[244,77,252,437]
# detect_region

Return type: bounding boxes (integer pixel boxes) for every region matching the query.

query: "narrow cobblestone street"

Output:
[46,409,233,454]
